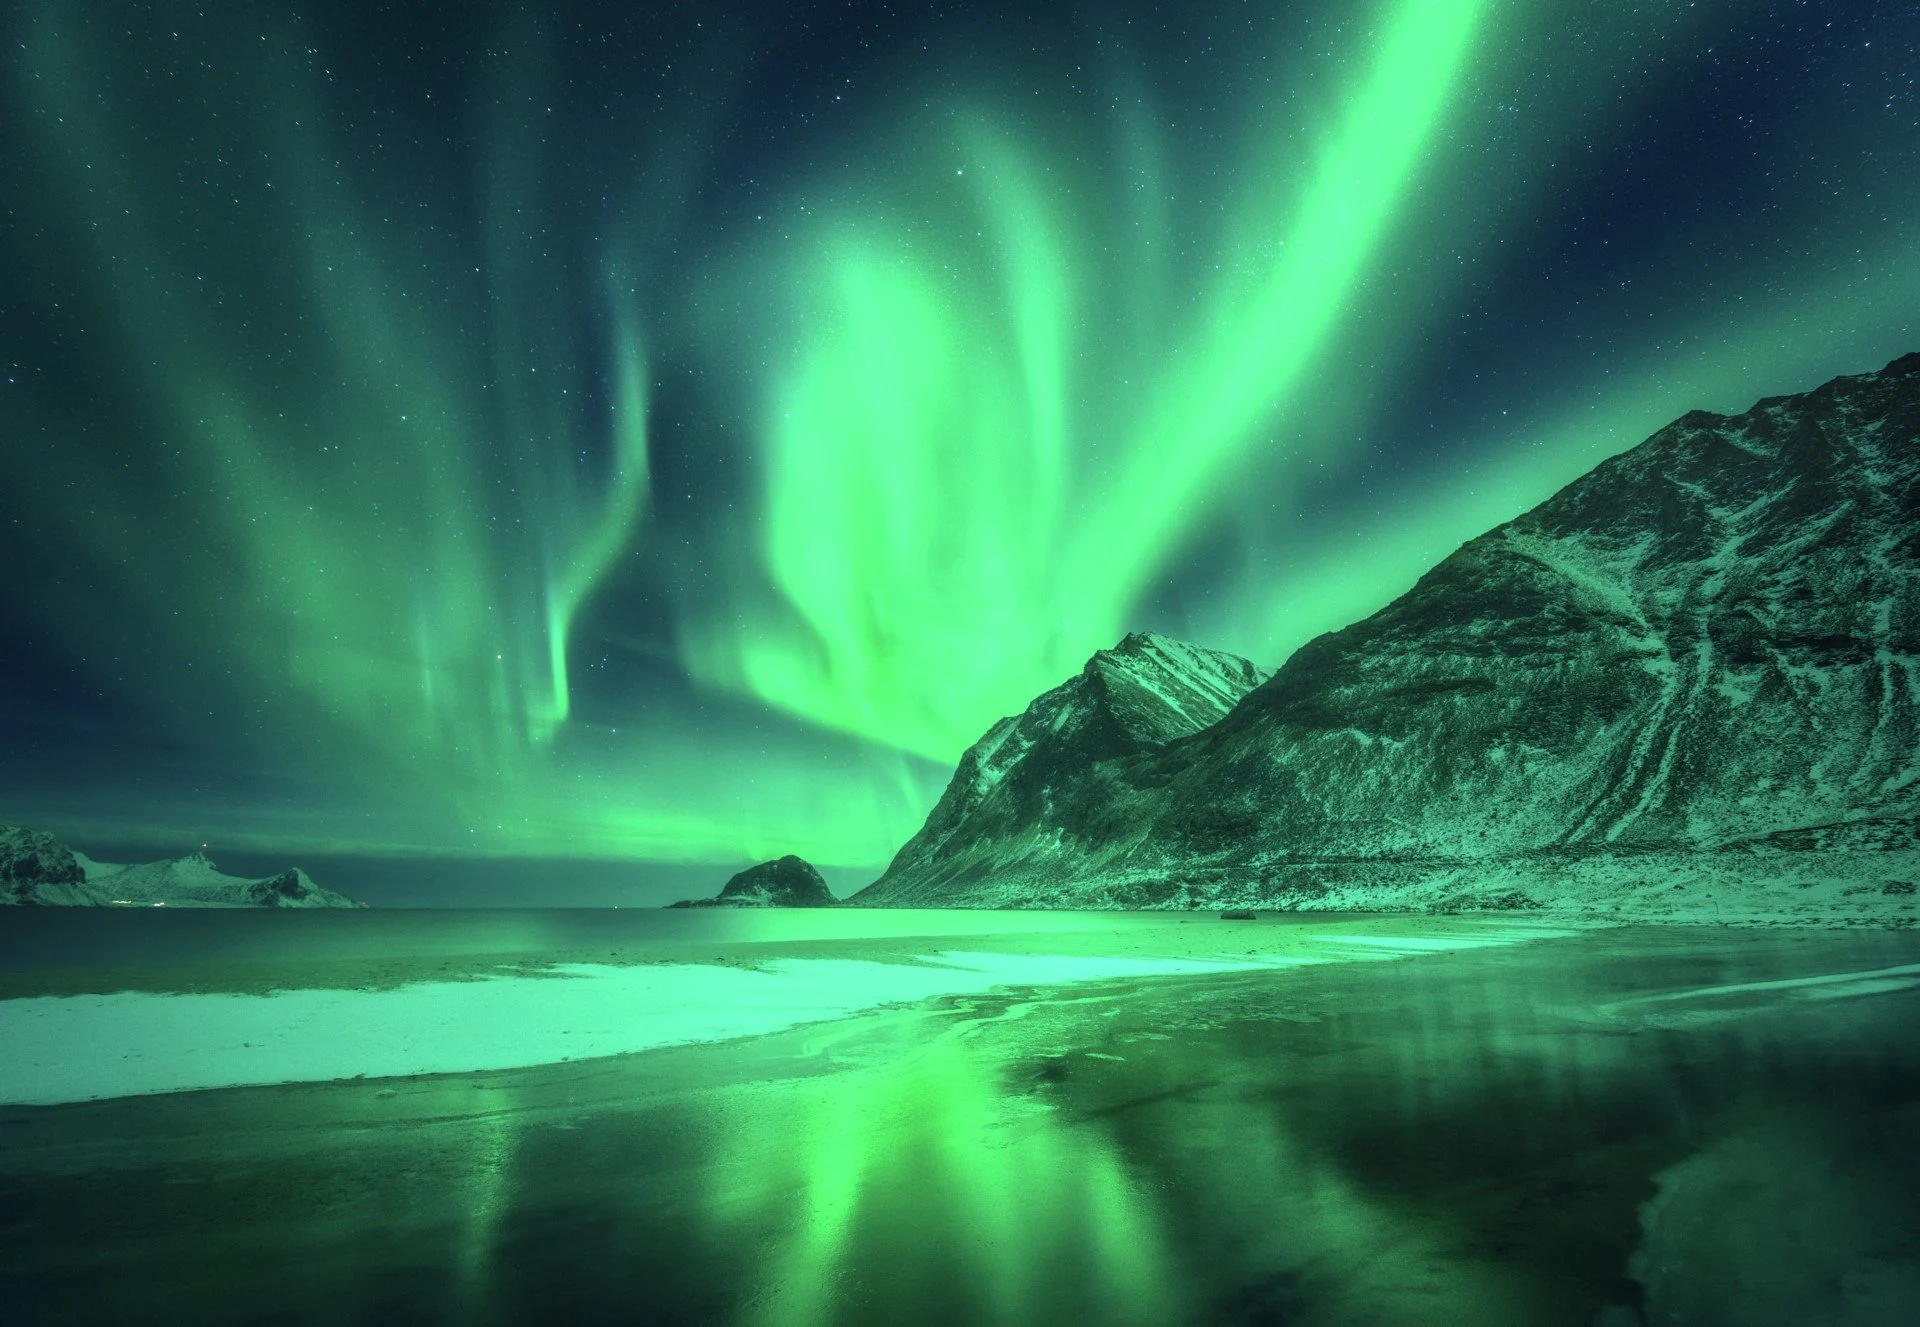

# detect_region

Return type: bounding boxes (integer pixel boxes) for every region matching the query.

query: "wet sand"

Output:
[3,920,1919,1325]
[0,912,1571,1104]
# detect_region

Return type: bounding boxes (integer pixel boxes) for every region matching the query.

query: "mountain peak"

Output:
[858,633,1270,903]
[1083,632,1275,748]
[1103,629,1180,655]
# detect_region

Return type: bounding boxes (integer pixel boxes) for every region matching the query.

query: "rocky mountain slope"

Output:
[865,633,1271,902]
[1,826,361,907]
[858,354,1920,921]
[0,825,90,905]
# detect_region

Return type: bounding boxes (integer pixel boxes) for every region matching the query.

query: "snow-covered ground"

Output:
[0,925,1563,1105]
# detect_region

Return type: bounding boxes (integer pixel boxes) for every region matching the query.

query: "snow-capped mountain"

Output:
[859,632,1271,904]
[1,826,362,907]
[860,354,1920,919]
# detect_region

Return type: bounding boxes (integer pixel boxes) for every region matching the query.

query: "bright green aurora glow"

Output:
[2,0,1914,867]
[687,0,1488,759]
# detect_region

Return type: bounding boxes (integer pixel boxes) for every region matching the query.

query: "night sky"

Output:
[2,0,1915,879]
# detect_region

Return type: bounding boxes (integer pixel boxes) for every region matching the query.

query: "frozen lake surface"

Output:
[2,909,1918,1325]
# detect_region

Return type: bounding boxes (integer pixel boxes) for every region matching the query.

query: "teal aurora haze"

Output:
[1,0,1915,882]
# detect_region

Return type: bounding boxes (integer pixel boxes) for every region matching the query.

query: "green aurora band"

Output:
[3,0,1915,865]
[684,0,1490,760]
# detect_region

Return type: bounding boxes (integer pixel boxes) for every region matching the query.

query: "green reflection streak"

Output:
[455,1100,519,1317]
[706,0,1489,759]
[708,1025,1177,1326]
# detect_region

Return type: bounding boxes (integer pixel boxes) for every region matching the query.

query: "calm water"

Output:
[2,913,1918,1325]
[0,904,1141,972]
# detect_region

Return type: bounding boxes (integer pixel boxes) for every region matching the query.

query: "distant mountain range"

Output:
[0,825,361,908]
[857,354,1920,922]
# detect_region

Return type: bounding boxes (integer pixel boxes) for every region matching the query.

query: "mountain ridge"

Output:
[1,827,362,908]
[857,353,1920,921]
[863,632,1272,902]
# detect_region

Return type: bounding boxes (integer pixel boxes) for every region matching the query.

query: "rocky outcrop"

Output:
[241,868,335,907]
[0,828,362,907]
[1,825,92,905]
[669,855,838,908]
[857,354,1920,917]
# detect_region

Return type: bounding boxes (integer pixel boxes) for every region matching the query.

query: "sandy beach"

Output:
[0,911,1573,1104]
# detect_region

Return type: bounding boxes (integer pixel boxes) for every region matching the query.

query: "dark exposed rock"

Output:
[244,868,327,907]
[669,854,838,908]
[0,825,88,903]
[857,354,1920,914]
[859,633,1270,905]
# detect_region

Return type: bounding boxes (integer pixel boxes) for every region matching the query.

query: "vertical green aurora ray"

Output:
[473,24,622,744]
[697,0,1488,760]
[537,307,652,738]
[722,126,1079,760]
[1075,0,1487,613]
[4,5,945,864]
[12,13,501,769]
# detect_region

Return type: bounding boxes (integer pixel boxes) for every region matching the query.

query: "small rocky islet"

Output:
[667,854,840,908]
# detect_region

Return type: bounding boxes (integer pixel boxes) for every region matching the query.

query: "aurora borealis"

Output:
[2,0,1916,882]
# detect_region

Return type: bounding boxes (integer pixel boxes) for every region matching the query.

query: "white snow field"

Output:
[0,926,1564,1105]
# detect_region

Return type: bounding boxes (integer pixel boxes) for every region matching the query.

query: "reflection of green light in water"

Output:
[454,1101,520,1317]
[686,947,1575,1322]
[710,1025,1177,1326]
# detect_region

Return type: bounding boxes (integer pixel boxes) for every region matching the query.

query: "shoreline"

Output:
[0,915,1573,1107]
